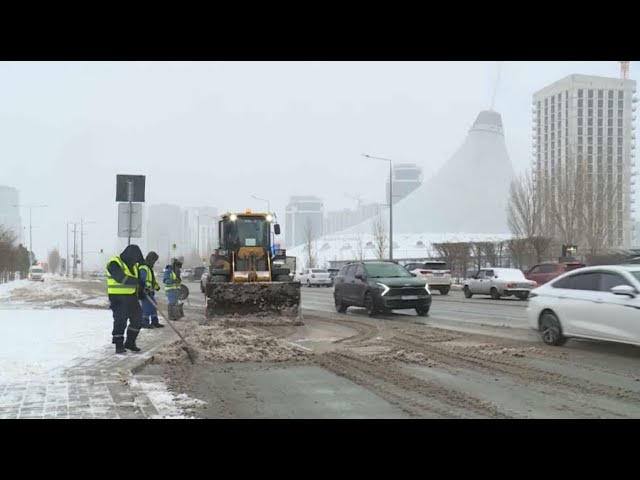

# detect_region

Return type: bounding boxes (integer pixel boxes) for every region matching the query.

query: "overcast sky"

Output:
[0,61,629,266]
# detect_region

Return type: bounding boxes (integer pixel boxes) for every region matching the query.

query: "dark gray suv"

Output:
[333,261,432,317]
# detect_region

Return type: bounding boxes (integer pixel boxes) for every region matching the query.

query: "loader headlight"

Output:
[266,214,273,222]
[376,282,390,297]
[230,214,237,221]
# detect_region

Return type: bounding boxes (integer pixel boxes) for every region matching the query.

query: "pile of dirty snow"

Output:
[0,276,108,309]
[154,326,308,365]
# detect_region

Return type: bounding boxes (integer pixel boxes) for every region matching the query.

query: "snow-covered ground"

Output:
[0,276,202,418]
[0,308,112,382]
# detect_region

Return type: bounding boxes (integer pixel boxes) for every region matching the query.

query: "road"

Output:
[144,281,640,418]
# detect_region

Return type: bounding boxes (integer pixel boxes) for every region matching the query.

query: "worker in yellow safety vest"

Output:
[138,251,164,329]
[106,245,145,354]
[163,257,184,320]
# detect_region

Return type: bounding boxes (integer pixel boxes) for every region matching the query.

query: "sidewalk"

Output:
[0,326,175,419]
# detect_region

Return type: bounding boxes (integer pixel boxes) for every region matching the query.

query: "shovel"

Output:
[143,291,197,364]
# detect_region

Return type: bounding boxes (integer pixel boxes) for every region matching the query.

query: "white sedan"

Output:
[464,268,536,300]
[298,268,332,287]
[527,265,640,347]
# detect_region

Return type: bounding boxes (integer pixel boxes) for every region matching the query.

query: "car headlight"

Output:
[424,283,431,295]
[376,282,390,296]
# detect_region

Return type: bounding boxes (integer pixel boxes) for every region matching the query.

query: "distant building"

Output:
[386,163,423,204]
[533,74,637,249]
[0,186,21,241]
[324,203,382,236]
[182,206,219,258]
[285,196,324,248]
[146,204,183,261]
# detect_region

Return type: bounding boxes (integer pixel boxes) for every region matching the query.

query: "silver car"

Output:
[464,267,536,300]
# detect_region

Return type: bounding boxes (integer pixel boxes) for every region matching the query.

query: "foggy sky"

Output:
[0,61,629,268]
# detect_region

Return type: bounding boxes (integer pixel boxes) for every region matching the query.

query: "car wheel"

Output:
[539,311,567,346]
[334,294,347,313]
[440,287,450,295]
[463,285,473,298]
[490,287,501,300]
[416,306,430,317]
[364,292,376,317]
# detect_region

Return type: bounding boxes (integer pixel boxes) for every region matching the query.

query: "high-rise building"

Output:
[386,163,423,204]
[182,206,219,258]
[146,204,183,262]
[324,203,382,236]
[285,196,324,247]
[533,74,637,249]
[0,186,22,241]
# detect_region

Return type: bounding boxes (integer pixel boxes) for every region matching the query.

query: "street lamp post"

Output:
[362,154,394,260]
[14,204,47,265]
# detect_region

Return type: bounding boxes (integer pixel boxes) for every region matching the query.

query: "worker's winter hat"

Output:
[146,251,159,263]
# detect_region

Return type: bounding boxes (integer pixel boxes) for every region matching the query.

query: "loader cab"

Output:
[218,211,279,251]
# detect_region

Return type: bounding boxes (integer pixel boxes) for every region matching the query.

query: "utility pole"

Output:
[81,217,84,279]
[72,223,78,278]
[66,221,69,277]
[13,204,47,265]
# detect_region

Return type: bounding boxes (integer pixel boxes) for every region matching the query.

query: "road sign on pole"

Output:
[118,203,143,238]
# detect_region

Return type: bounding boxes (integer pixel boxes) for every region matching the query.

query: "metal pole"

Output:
[66,222,69,277]
[29,207,33,265]
[197,215,200,257]
[72,224,77,278]
[389,160,393,261]
[80,217,84,279]
[127,181,133,246]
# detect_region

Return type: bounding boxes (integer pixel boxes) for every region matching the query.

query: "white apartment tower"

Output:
[533,74,637,249]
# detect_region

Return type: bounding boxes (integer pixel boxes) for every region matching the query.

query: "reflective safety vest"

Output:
[139,264,160,291]
[106,256,138,295]
[165,269,181,292]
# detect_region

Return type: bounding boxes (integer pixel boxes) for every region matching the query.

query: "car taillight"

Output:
[419,270,428,274]
[507,282,516,288]
[424,270,432,274]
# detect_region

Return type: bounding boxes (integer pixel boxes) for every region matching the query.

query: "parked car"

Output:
[405,261,452,295]
[299,268,332,287]
[333,261,432,316]
[182,268,193,280]
[524,261,585,286]
[200,267,210,293]
[464,267,536,300]
[193,266,205,281]
[527,265,640,347]
[327,268,340,285]
[28,266,45,282]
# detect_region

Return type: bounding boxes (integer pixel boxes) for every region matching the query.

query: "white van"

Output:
[29,266,45,282]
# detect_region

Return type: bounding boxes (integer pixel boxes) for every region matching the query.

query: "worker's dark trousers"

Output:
[109,295,142,344]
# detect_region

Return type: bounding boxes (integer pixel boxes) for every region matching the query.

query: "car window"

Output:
[364,263,413,278]
[484,269,494,278]
[599,272,633,292]
[406,264,418,270]
[424,262,449,270]
[345,265,357,277]
[554,272,600,291]
[540,264,557,274]
[528,265,541,274]
[474,270,484,279]
[311,269,327,273]
[354,265,365,278]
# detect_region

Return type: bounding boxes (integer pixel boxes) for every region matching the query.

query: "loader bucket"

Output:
[205,281,302,325]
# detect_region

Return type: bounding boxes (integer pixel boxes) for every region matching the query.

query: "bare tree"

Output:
[47,248,61,275]
[528,236,553,263]
[508,170,544,239]
[372,215,389,260]
[505,238,529,269]
[581,170,619,255]
[303,219,318,269]
[543,158,584,246]
[433,242,471,281]
[479,242,500,268]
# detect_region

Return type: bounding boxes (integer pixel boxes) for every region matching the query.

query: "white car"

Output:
[405,261,452,295]
[464,267,536,300]
[28,267,45,282]
[527,265,640,347]
[299,268,332,287]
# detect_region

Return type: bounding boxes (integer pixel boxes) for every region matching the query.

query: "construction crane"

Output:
[621,61,630,80]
